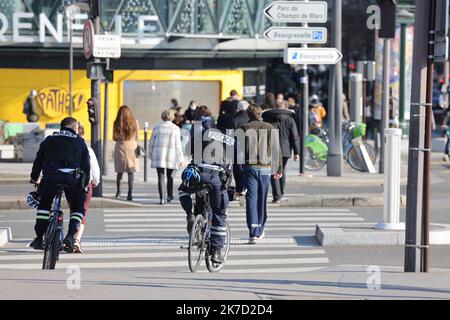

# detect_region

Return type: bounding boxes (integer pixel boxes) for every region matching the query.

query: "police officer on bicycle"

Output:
[179,105,233,264]
[29,117,91,253]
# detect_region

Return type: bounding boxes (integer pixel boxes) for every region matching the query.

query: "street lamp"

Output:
[64,3,90,117]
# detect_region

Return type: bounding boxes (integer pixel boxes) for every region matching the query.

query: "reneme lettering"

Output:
[0,11,158,44]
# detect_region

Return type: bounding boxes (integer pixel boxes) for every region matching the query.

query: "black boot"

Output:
[127,190,133,201]
[115,173,122,198]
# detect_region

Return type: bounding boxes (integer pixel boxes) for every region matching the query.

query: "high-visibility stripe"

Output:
[36,216,49,220]
[179,192,190,197]
[70,216,83,223]
[211,226,227,231]
[37,210,50,214]
[211,231,227,236]
[71,212,84,218]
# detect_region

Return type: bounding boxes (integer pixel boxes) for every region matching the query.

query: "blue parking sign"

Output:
[312,31,323,41]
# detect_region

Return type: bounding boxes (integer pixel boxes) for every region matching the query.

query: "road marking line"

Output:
[104,217,365,223]
[105,227,318,232]
[104,222,363,229]
[0,257,330,269]
[103,213,358,218]
[0,249,326,261]
[103,208,351,213]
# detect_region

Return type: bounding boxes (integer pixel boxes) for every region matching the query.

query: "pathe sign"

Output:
[36,87,85,118]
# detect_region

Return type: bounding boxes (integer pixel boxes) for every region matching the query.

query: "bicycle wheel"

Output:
[304,148,327,171]
[206,222,230,273]
[347,143,377,172]
[42,220,61,270]
[188,214,205,273]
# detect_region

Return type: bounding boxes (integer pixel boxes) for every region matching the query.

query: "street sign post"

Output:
[264,27,327,44]
[264,1,328,23]
[93,34,121,59]
[283,47,342,65]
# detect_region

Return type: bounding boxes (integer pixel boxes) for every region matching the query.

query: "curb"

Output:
[0,227,12,247]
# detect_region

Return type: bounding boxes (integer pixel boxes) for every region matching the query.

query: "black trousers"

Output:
[271,157,290,201]
[156,168,174,200]
[35,171,86,237]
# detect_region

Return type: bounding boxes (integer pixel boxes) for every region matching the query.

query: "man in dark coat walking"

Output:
[262,100,300,203]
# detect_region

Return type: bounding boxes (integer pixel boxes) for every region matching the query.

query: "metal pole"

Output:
[349,73,363,123]
[144,122,149,182]
[69,18,73,117]
[404,0,430,273]
[102,58,109,176]
[379,38,391,174]
[422,0,437,273]
[299,0,309,175]
[327,0,343,177]
[92,16,103,198]
[399,23,407,127]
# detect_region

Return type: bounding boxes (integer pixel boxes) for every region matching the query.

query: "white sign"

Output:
[264,27,327,44]
[93,34,121,59]
[284,48,342,65]
[264,1,328,23]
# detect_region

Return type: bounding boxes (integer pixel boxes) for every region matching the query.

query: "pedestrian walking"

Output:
[113,105,140,201]
[441,107,450,162]
[232,100,250,199]
[73,122,100,253]
[218,90,240,131]
[240,104,283,244]
[309,95,327,131]
[149,109,185,204]
[262,92,276,111]
[262,97,300,203]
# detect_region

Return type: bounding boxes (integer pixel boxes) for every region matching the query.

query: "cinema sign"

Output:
[0,11,159,44]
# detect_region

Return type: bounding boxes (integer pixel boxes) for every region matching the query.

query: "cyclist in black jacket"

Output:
[29,117,91,252]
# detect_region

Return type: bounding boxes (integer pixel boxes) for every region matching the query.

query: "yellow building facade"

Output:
[0,68,243,140]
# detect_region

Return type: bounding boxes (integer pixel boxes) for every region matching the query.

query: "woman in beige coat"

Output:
[113,105,140,201]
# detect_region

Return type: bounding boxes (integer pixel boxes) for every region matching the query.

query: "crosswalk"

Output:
[103,207,365,236]
[0,208,366,273]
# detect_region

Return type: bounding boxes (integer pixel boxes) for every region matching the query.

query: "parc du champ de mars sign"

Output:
[0,11,159,44]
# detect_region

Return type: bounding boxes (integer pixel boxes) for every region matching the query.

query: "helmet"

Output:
[309,94,321,107]
[181,166,202,191]
[27,191,40,209]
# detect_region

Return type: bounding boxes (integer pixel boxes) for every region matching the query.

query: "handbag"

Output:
[135,145,145,158]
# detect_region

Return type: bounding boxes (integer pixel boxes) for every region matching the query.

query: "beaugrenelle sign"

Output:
[0,11,159,44]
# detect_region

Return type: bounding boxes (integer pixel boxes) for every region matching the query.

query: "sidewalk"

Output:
[0,137,448,208]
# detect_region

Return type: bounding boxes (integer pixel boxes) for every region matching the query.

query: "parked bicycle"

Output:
[187,185,231,273]
[304,122,377,172]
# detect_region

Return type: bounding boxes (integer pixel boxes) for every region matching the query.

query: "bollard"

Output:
[349,73,363,123]
[374,128,405,230]
[144,121,149,182]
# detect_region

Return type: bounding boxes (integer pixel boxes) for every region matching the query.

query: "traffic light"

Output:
[86,97,98,125]
[377,0,397,38]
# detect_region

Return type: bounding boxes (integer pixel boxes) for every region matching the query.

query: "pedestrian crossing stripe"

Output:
[0,249,327,261]
[104,217,364,223]
[102,208,352,213]
[103,212,359,217]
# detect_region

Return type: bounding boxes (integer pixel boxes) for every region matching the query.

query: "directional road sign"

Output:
[264,1,328,23]
[284,48,342,65]
[264,27,327,44]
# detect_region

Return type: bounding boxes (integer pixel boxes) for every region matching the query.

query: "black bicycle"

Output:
[188,186,230,273]
[42,184,66,270]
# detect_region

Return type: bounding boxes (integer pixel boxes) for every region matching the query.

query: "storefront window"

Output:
[123,80,220,128]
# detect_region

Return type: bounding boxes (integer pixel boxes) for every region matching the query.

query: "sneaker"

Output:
[248,236,258,245]
[73,239,83,253]
[258,231,265,241]
[186,214,195,233]
[63,235,74,253]
[29,237,44,250]
[443,155,449,162]
[167,196,174,203]
[160,199,165,205]
[211,249,224,263]
[272,199,281,204]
